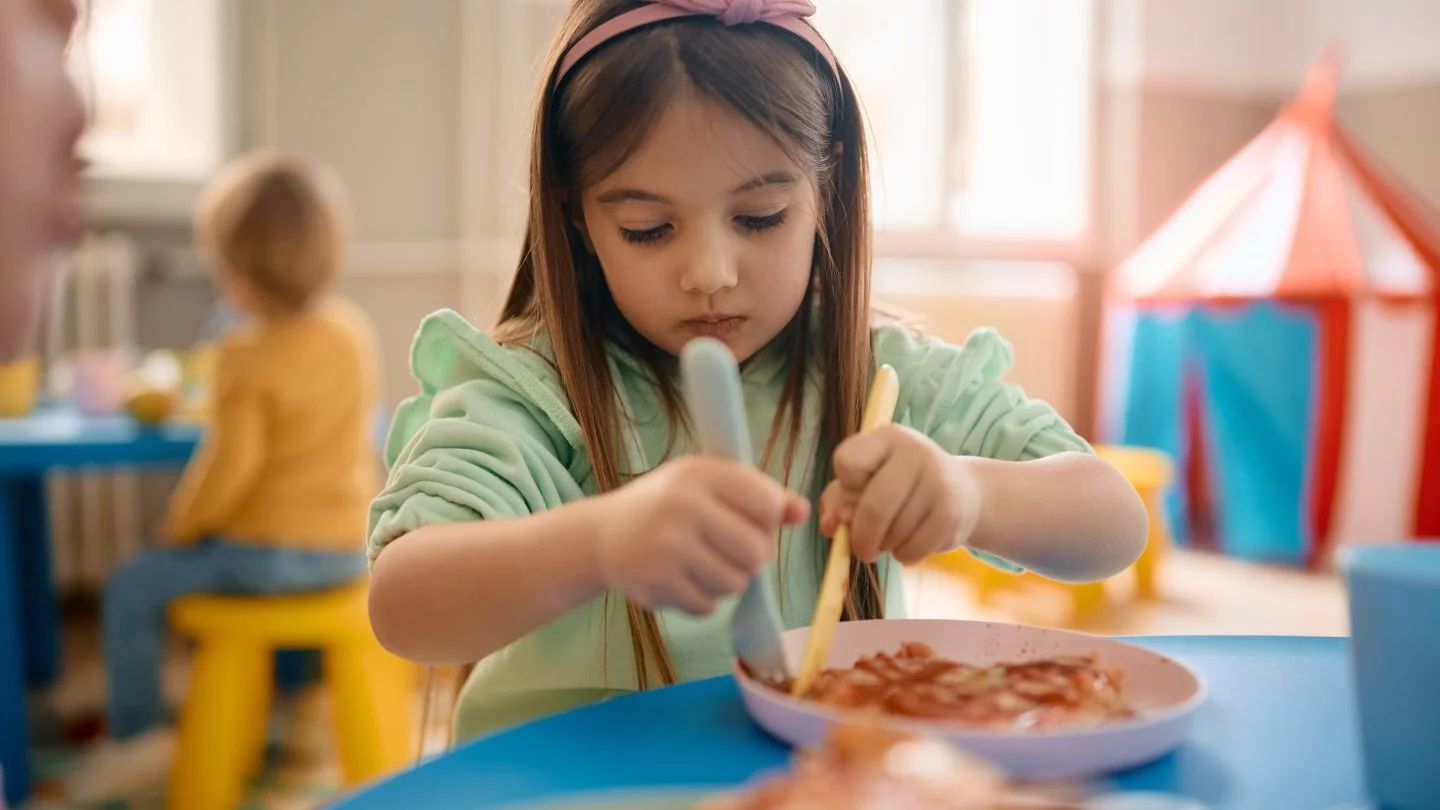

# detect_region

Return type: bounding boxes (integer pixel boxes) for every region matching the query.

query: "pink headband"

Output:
[556,0,840,86]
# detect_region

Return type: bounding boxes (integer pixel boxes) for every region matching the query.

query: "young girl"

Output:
[368,0,1148,743]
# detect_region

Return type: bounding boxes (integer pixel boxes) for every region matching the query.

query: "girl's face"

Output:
[579,91,820,363]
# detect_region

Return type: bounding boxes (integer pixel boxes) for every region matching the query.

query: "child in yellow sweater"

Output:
[71,152,382,801]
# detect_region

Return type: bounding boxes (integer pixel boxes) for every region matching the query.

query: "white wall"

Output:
[230,0,567,403]
[1108,0,1440,96]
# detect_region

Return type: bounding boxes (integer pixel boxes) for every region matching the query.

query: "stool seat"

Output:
[171,581,373,645]
[167,580,415,810]
[1095,445,1173,491]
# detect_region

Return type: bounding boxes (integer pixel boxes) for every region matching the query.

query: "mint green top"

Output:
[368,309,1091,742]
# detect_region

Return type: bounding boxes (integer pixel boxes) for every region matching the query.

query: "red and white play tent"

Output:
[1099,50,1440,566]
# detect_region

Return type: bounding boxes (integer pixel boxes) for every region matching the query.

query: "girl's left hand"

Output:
[818,425,982,565]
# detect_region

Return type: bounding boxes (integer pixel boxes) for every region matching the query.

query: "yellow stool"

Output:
[167,582,416,810]
[932,445,1174,617]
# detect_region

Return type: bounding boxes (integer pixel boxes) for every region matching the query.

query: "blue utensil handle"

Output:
[680,339,752,465]
[680,338,791,679]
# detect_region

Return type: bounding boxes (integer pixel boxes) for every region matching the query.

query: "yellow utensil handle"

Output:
[791,365,900,696]
[791,524,852,695]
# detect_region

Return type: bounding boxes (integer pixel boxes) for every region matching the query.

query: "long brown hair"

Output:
[495,0,883,689]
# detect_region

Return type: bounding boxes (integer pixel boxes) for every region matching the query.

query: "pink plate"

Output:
[735,619,1207,780]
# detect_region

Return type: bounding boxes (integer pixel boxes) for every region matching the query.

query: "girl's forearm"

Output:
[368,496,612,665]
[960,452,1148,583]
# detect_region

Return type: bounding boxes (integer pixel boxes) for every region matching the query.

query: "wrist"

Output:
[945,454,987,552]
[562,492,620,593]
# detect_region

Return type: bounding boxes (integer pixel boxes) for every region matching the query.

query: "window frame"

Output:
[73,0,242,224]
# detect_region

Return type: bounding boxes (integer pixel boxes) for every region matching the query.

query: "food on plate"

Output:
[766,641,1136,730]
[698,724,1009,809]
[699,724,1080,809]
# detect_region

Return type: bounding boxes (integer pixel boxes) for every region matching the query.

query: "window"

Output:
[812,0,1096,254]
[68,0,229,184]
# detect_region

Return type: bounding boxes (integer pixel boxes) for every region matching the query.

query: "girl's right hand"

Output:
[596,457,810,616]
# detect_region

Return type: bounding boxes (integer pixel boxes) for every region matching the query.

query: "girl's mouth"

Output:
[682,315,746,339]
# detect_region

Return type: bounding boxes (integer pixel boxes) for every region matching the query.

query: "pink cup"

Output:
[72,348,131,416]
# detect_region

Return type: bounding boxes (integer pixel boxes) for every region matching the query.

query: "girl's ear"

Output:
[833,141,846,158]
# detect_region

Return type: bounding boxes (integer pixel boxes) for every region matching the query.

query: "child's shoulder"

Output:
[384,309,579,469]
[407,308,566,404]
[871,320,1015,384]
[218,296,376,364]
[316,295,379,338]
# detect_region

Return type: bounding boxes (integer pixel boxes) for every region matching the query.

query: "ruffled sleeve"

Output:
[367,310,592,563]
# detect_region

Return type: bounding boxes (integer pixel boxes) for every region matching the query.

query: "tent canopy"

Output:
[1112,48,1440,305]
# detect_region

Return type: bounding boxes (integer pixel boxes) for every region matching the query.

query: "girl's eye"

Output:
[736,210,788,234]
[619,224,672,245]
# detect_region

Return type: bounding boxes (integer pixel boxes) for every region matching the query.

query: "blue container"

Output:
[1340,544,1440,810]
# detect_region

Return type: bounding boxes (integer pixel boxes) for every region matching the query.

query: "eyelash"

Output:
[738,210,788,234]
[619,225,671,246]
[618,210,789,246]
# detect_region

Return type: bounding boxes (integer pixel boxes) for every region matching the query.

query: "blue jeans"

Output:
[102,539,367,740]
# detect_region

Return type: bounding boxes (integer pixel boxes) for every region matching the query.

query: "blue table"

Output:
[0,408,201,804]
[331,636,1368,810]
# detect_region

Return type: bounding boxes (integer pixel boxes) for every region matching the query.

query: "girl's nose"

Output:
[679,228,739,295]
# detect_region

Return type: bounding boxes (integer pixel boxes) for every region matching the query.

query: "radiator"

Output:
[42,233,146,594]
[872,258,1080,422]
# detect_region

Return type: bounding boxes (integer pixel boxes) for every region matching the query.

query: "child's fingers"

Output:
[850,457,919,562]
[654,576,716,616]
[696,498,775,576]
[831,427,897,490]
[650,570,717,613]
[895,481,966,565]
[781,494,811,526]
[817,480,858,535]
[882,481,936,558]
[892,500,956,565]
[714,464,808,531]
[685,536,752,598]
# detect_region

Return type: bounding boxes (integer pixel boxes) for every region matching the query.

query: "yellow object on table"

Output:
[124,386,177,425]
[0,356,40,418]
[932,444,1174,618]
[167,581,417,810]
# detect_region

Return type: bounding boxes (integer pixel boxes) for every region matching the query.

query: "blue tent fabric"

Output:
[1111,303,1319,565]
[1193,303,1317,563]
[1113,308,1190,543]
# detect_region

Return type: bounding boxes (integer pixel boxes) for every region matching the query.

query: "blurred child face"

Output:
[0,0,85,361]
[578,91,820,363]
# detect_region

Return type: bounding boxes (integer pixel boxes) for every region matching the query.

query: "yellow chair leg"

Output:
[1071,582,1106,616]
[168,640,270,810]
[240,664,274,779]
[325,641,415,785]
[1135,546,1158,599]
[1135,496,1167,600]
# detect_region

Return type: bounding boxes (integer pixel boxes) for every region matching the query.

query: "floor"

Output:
[19,548,1348,809]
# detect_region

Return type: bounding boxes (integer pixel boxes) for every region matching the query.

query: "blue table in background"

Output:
[0,408,201,804]
[331,636,1370,810]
